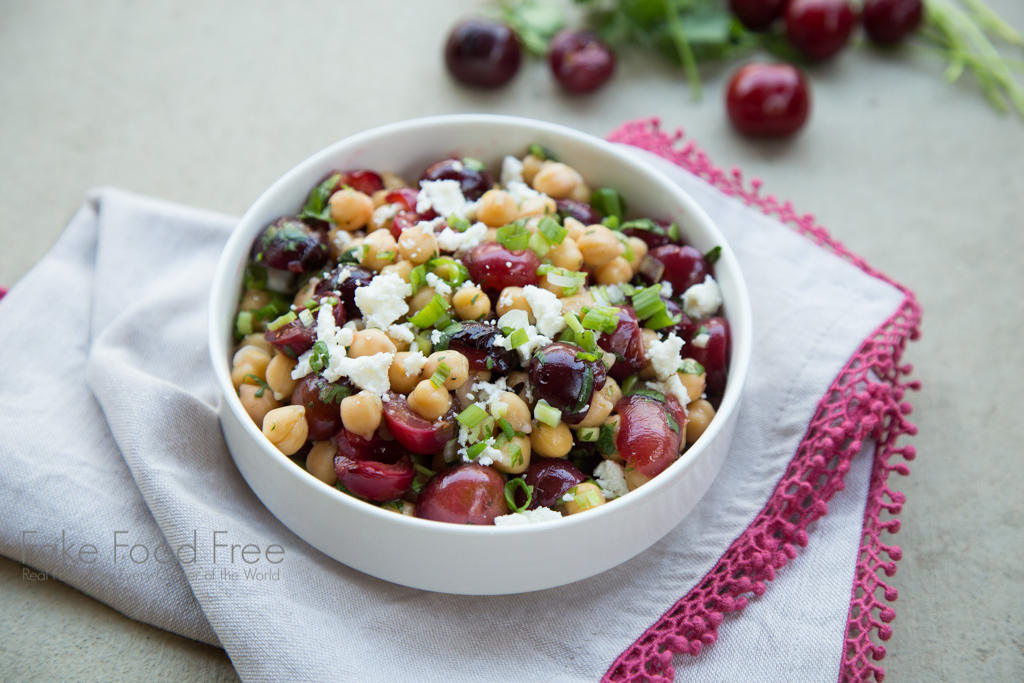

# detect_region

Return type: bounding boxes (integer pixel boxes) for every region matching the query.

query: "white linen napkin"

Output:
[0,146,906,682]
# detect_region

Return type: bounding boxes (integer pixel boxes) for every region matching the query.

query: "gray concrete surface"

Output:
[2,0,1022,680]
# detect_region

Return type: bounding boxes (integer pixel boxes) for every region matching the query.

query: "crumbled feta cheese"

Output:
[648,374,690,409]
[494,507,564,526]
[265,267,294,294]
[470,377,509,408]
[332,230,352,252]
[430,329,444,345]
[660,281,673,299]
[387,323,415,343]
[372,202,400,226]
[335,267,351,284]
[293,304,354,381]
[497,326,551,363]
[437,221,488,254]
[323,352,394,395]
[425,272,452,296]
[691,332,710,349]
[522,285,565,338]
[474,444,502,467]
[561,491,576,503]
[500,155,524,186]
[417,179,479,219]
[647,332,685,380]
[504,180,546,207]
[594,460,630,500]
[402,349,428,376]
[603,284,626,304]
[291,351,314,380]
[355,272,412,330]
[682,275,723,320]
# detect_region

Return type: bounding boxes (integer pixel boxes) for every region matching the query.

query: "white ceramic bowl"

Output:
[209,114,751,595]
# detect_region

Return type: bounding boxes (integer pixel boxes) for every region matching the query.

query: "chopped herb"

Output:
[411,477,427,494]
[244,375,270,398]
[627,388,666,403]
[381,500,405,512]
[301,172,341,221]
[666,412,680,434]
[597,421,618,456]
[573,365,594,414]
[466,442,489,459]
[486,357,495,370]
[318,382,352,405]
[414,464,436,478]
[244,264,268,291]
[447,214,471,232]
[308,340,330,373]
[430,362,451,388]
[457,404,489,429]
[528,143,558,161]
[498,417,515,441]
[704,245,722,264]
[431,322,463,352]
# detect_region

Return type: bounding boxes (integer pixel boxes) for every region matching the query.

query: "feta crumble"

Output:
[437,221,488,254]
[646,332,685,380]
[425,271,452,296]
[387,323,415,343]
[417,179,479,219]
[402,349,428,376]
[504,179,546,207]
[521,285,565,338]
[355,272,412,330]
[659,281,673,299]
[331,230,353,252]
[594,460,630,500]
[682,275,723,320]
[323,352,395,395]
[500,155,524,186]
[493,507,564,526]
[691,332,710,349]
[648,374,691,409]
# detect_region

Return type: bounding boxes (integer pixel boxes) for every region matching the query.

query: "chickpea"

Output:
[290,280,315,308]
[476,189,519,227]
[239,288,270,312]
[624,467,651,491]
[686,399,716,444]
[231,345,271,390]
[548,237,584,271]
[495,392,532,434]
[452,285,490,321]
[517,195,557,218]
[408,286,451,315]
[601,414,624,462]
[521,154,543,184]
[595,256,633,285]
[532,161,580,199]
[360,229,399,272]
[348,329,397,358]
[239,383,281,427]
[496,287,534,322]
[370,189,390,208]
[577,225,625,268]
[380,259,414,284]
[397,225,438,265]
[490,435,532,475]
[329,188,374,231]
[455,370,491,409]
[639,329,659,380]
[328,229,356,260]
[563,482,606,515]
[577,377,620,428]
[341,391,384,441]
[385,331,411,353]
[265,353,299,401]
[530,421,573,458]
[422,350,470,390]
[626,236,649,271]
[390,352,426,395]
[262,405,309,456]
[407,379,452,421]
[570,180,591,204]
[485,227,499,243]
[677,367,707,404]
[306,440,338,486]
[239,332,274,358]
[560,290,596,318]
[563,216,587,242]
[381,172,407,190]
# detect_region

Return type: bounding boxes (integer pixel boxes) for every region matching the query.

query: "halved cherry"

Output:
[415,464,508,524]
[381,393,457,455]
[598,306,646,382]
[264,322,316,359]
[334,452,415,503]
[464,242,540,292]
[616,393,687,478]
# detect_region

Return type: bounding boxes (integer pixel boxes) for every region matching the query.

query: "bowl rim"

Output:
[209,113,752,538]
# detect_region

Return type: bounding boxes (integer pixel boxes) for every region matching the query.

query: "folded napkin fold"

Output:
[0,128,919,682]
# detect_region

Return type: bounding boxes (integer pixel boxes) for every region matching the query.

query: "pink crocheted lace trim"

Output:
[603,119,921,683]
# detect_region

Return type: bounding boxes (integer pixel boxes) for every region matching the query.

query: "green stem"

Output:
[961,0,1024,48]
[660,0,701,102]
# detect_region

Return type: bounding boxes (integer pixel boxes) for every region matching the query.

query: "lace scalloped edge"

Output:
[602,118,922,683]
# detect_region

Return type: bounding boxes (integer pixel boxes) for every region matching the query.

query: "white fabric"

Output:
[0,148,905,683]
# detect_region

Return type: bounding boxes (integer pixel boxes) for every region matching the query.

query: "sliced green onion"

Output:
[414,463,436,478]
[496,223,530,251]
[376,250,397,262]
[582,306,621,334]
[601,215,620,230]
[426,257,469,286]
[462,157,486,172]
[528,144,557,162]
[536,263,555,276]
[412,331,432,355]
[251,296,291,322]
[509,327,529,349]
[498,417,515,440]
[592,188,627,219]
[267,311,297,331]
[534,399,561,428]
[564,311,584,334]
[578,329,598,353]
[458,404,489,429]
[576,351,600,362]
[504,477,532,513]
[408,294,449,329]
[409,264,427,293]
[527,231,551,257]
[620,374,638,396]
[557,329,574,343]
[644,308,682,330]
[432,312,451,330]
[466,442,488,459]
[431,322,462,352]
[447,214,470,232]
[537,216,567,244]
[430,362,451,388]
[235,311,254,337]
[668,222,682,243]
[704,245,722,264]
[545,267,586,289]
[679,358,705,375]
[577,427,600,442]
[631,285,665,320]
[490,401,508,420]
[619,282,638,297]
[508,443,523,468]
[576,486,603,510]
[244,264,268,291]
